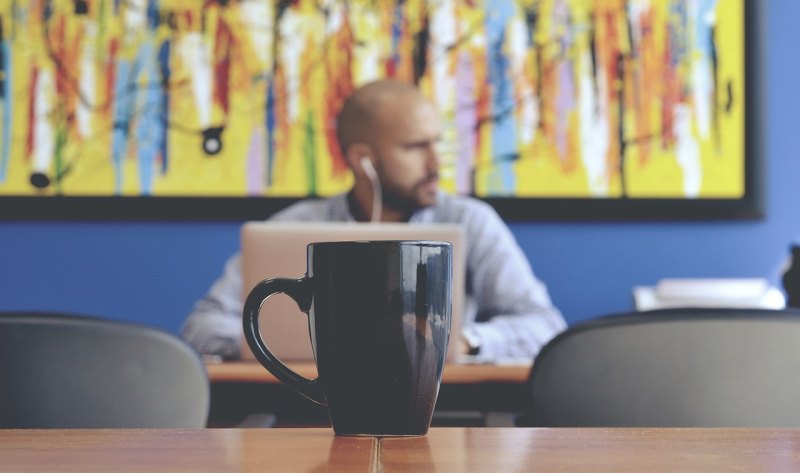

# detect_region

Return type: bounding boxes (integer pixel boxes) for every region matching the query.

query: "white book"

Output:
[633,278,785,311]
[655,278,769,301]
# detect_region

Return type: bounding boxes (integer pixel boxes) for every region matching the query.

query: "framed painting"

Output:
[0,0,762,221]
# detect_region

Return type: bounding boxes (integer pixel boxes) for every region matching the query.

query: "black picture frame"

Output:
[0,1,763,222]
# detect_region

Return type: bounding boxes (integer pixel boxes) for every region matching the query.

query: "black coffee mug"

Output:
[243,240,452,436]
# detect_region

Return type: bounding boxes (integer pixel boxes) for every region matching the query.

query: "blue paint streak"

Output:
[265,76,275,187]
[389,1,405,71]
[135,40,167,195]
[158,40,171,173]
[147,0,160,30]
[668,1,689,67]
[0,39,11,183]
[694,0,718,54]
[485,0,517,194]
[111,59,133,194]
[43,0,54,21]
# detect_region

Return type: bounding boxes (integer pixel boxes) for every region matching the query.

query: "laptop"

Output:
[240,221,466,363]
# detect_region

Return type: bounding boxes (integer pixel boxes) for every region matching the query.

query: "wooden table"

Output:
[206,361,531,384]
[206,361,531,427]
[3,428,799,472]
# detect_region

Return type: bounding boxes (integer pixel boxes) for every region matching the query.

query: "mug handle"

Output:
[242,277,326,406]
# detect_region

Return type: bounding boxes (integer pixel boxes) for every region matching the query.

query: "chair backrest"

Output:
[0,312,209,428]
[529,308,800,427]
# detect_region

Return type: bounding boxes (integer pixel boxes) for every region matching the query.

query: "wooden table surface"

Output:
[3,428,800,472]
[206,360,531,384]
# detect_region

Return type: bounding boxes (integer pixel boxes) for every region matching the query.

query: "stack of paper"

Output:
[633,278,786,311]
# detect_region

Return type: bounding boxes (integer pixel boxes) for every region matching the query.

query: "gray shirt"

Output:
[181,192,566,361]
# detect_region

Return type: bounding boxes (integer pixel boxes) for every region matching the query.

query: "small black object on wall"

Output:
[782,245,800,308]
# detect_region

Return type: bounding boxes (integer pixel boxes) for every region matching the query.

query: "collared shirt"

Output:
[180,193,566,361]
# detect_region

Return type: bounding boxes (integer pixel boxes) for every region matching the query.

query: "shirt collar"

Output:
[332,191,439,223]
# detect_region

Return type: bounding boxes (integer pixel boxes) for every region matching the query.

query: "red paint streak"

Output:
[600,8,623,176]
[25,68,39,159]
[53,16,67,97]
[213,19,232,114]
[105,38,119,118]
[636,7,655,165]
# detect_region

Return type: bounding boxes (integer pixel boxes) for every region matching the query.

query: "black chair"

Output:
[0,312,209,428]
[527,308,800,427]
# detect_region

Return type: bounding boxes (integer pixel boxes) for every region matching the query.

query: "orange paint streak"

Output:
[323,16,354,177]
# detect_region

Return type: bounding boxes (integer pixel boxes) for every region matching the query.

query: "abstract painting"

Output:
[0,0,759,220]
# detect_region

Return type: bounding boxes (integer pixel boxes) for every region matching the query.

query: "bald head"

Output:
[336,79,442,222]
[335,80,427,155]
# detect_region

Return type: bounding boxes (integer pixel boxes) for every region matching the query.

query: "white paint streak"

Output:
[349,5,380,83]
[239,0,273,68]
[430,0,456,109]
[77,21,97,139]
[279,9,304,120]
[507,15,537,145]
[33,69,54,173]
[674,104,702,197]
[180,32,212,127]
[579,51,610,196]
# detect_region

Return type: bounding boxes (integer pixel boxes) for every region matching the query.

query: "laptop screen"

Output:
[239,222,466,363]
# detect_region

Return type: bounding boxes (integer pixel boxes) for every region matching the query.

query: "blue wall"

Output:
[1,1,799,333]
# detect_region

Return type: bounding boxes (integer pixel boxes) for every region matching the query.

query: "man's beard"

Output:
[382,173,439,214]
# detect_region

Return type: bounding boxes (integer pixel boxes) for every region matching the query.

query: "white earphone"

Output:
[360,157,376,176]
[360,157,382,223]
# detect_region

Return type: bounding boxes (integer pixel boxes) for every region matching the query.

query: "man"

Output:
[181,80,566,361]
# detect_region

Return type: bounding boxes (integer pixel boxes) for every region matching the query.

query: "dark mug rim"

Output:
[307,240,452,248]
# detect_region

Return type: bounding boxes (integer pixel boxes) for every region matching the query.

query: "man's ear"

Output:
[345,143,373,177]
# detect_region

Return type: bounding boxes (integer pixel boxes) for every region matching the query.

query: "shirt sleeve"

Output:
[180,253,246,359]
[463,202,567,361]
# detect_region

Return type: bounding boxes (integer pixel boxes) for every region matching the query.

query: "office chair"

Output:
[527,308,800,427]
[0,312,209,428]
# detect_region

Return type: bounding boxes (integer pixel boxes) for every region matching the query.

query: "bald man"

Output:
[182,80,566,362]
